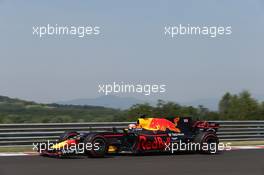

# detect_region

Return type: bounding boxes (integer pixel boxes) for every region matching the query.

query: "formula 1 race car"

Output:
[38,117,219,158]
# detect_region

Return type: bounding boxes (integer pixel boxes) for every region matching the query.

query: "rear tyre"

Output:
[193,132,219,154]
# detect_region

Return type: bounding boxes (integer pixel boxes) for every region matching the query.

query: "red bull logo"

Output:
[138,118,180,132]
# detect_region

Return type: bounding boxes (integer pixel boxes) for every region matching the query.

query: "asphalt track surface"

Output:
[0,150,263,175]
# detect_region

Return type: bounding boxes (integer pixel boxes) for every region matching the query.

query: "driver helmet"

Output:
[128,124,136,130]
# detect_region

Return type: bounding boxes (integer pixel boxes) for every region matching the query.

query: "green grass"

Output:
[0,146,34,152]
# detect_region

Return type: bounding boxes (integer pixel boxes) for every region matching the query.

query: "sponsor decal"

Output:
[137,135,171,151]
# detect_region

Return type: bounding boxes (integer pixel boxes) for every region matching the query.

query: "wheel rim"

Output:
[206,137,218,153]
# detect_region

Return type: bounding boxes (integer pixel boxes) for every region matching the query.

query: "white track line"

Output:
[0,146,264,157]
[231,145,264,150]
[0,152,38,157]
[0,153,29,156]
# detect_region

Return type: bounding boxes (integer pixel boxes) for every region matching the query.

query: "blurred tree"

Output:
[219,92,232,118]
[128,103,153,121]
[218,91,260,120]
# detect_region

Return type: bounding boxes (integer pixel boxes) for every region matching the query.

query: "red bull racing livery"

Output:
[38,117,219,158]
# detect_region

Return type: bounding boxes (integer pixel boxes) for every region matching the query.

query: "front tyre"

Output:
[84,135,107,158]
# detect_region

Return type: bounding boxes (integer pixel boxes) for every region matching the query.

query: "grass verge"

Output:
[0,146,33,153]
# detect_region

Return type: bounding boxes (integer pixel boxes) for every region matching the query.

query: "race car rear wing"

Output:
[169,117,219,133]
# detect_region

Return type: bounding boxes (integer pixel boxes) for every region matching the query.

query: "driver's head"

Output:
[128,124,136,130]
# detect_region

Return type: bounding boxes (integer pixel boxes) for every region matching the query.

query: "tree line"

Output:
[121,91,263,121]
[0,91,263,123]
